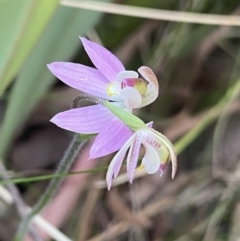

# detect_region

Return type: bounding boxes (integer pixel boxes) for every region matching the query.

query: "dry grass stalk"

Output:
[61,0,240,26]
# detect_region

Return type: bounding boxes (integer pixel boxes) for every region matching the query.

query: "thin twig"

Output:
[0,161,42,241]
[0,181,72,241]
[61,0,240,26]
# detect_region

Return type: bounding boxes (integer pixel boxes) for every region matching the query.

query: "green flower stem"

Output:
[174,78,240,154]
[0,166,108,186]
[14,133,88,241]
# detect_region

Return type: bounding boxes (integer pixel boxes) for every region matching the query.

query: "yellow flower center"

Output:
[106,83,120,96]
[132,79,147,96]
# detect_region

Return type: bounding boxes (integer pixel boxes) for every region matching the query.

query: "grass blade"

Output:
[0,5,108,157]
[0,0,59,94]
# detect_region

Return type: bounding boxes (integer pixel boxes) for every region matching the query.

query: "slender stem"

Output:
[15,133,88,241]
[0,165,108,185]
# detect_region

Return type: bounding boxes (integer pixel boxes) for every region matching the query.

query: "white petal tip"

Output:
[171,171,176,179]
[106,180,111,190]
[171,159,177,179]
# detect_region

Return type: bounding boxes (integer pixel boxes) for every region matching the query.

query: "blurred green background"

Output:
[0,0,240,240]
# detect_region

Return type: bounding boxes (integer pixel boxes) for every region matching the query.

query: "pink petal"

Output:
[142,142,160,174]
[159,163,168,176]
[127,134,142,183]
[106,135,135,190]
[50,105,113,133]
[89,117,133,159]
[80,37,125,82]
[147,121,153,128]
[138,66,159,107]
[146,129,177,179]
[48,62,112,100]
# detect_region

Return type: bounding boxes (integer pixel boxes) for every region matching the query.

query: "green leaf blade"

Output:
[0,5,110,157]
[0,0,59,95]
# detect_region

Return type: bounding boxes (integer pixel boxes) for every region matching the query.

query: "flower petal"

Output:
[106,135,135,190]
[47,62,112,100]
[157,145,170,176]
[120,87,142,111]
[89,117,133,159]
[116,70,138,83]
[146,129,177,179]
[142,142,160,174]
[159,163,168,176]
[138,66,159,107]
[127,134,142,183]
[50,105,113,133]
[146,121,153,128]
[80,37,125,82]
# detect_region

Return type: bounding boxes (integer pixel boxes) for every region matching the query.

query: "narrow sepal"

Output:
[47,62,111,100]
[50,105,113,134]
[89,117,133,159]
[80,37,125,82]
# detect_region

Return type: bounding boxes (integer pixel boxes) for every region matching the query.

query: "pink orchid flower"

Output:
[49,37,159,159]
[51,106,176,189]
[106,122,177,189]
[47,37,159,112]
[48,37,177,188]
